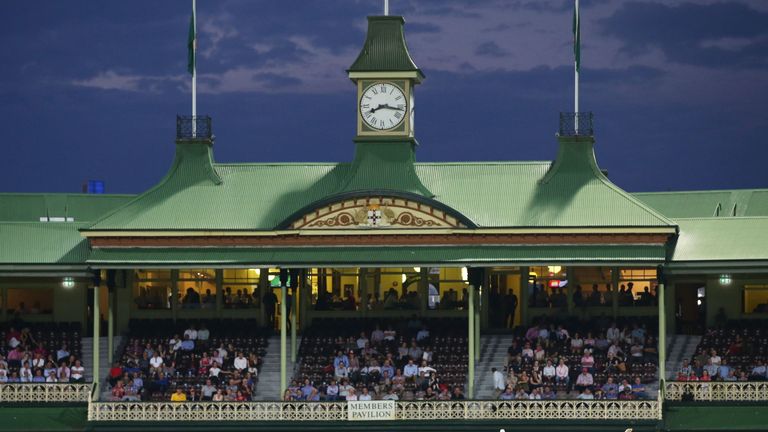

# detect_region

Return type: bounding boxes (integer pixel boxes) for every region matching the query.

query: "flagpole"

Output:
[574,0,579,134]
[192,0,197,137]
[384,0,389,16]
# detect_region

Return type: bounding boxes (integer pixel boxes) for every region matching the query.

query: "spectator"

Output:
[575,368,593,393]
[171,388,187,402]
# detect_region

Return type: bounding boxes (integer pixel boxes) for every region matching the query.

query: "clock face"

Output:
[360,82,407,131]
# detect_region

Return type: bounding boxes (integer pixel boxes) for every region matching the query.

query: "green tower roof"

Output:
[348,16,424,79]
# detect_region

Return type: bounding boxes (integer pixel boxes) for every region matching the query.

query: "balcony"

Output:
[176,115,213,141]
[559,112,594,137]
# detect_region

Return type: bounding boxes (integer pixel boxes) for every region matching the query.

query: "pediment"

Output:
[289,196,468,229]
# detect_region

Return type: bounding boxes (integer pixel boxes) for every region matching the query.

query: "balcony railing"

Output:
[0,383,91,403]
[665,381,768,401]
[88,399,661,422]
[176,115,212,140]
[559,112,594,137]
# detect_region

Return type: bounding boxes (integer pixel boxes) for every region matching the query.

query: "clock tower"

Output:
[348,16,424,140]
[336,14,431,198]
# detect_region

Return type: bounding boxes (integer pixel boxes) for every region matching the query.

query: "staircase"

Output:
[251,336,299,401]
[665,334,702,379]
[473,334,515,399]
[81,336,123,400]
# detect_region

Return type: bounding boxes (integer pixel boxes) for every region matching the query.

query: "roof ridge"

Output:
[633,188,768,195]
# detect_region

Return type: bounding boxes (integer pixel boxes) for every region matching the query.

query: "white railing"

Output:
[0,383,91,403]
[88,400,661,422]
[665,381,768,401]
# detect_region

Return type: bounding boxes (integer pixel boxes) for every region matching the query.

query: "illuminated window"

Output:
[528,265,568,308]
[426,267,467,310]
[308,268,361,311]
[222,269,261,309]
[8,288,53,314]
[133,270,172,310]
[572,267,612,307]
[618,268,658,307]
[178,269,216,309]
[744,285,768,314]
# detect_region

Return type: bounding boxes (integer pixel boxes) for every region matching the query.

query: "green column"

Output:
[658,282,666,401]
[474,309,480,361]
[107,288,114,365]
[291,287,297,364]
[468,284,475,399]
[280,283,287,399]
[92,286,100,398]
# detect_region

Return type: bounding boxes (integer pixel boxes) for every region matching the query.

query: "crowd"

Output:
[674,320,768,382]
[0,323,85,384]
[108,320,266,402]
[285,318,467,401]
[494,317,658,400]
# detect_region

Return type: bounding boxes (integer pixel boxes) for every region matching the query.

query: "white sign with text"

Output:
[347,400,396,421]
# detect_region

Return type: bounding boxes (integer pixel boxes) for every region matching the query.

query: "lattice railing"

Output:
[88,400,661,422]
[665,381,768,401]
[0,383,91,403]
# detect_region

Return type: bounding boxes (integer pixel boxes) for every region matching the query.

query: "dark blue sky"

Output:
[2,0,767,194]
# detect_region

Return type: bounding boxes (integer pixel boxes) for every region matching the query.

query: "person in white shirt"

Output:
[57,363,71,382]
[46,370,58,382]
[19,362,33,382]
[70,360,85,382]
[184,325,198,341]
[356,332,369,350]
[32,353,45,369]
[606,323,620,342]
[197,324,210,343]
[208,362,222,382]
[345,388,358,401]
[403,360,419,380]
[150,354,164,373]
[416,326,430,342]
[555,359,569,384]
[335,363,349,380]
[169,335,182,351]
[0,368,8,383]
[418,360,436,378]
[492,367,506,397]
[383,326,396,341]
[358,388,372,401]
[233,353,248,371]
[543,360,556,381]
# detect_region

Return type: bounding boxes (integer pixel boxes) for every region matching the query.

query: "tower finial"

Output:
[384,0,389,16]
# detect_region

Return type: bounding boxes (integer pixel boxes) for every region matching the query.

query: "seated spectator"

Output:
[555,359,569,385]
[542,360,556,382]
[631,377,648,399]
[403,359,419,380]
[602,377,619,399]
[179,335,195,351]
[71,360,85,383]
[575,368,593,393]
[171,388,187,402]
[577,388,595,400]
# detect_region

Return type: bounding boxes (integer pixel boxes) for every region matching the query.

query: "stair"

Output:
[81,336,123,400]
[473,334,515,399]
[665,334,702,379]
[251,336,299,401]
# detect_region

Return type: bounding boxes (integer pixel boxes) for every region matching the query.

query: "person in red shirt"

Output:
[108,362,123,387]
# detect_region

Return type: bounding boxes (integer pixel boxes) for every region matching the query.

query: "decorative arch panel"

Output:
[289,196,467,229]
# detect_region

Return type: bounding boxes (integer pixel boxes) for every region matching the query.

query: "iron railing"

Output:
[665,381,768,401]
[87,399,661,422]
[559,111,594,137]
[0,383,91,403]
[176,115,212,140]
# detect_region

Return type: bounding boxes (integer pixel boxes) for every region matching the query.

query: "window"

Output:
[528,266,568,308]
[487,267,522,327]
[426,267,467,310]
[222,269,261,309]
[133,270,172,309]
[744,285,768,314]
[178,269,216,309]
[7,288,53,314]
[618,268,658,307]
[572,267,612,307]
[308,268,361,311]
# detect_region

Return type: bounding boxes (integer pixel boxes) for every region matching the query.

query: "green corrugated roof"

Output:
[0,193,134,222]
[0,222,90,265]
[671,217,768,263]
[87,244,666,267]
[86,137,674,231]
[633,189,768,218]
[348,16,423,77]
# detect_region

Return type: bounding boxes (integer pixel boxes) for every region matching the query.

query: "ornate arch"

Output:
[283,194,473,230]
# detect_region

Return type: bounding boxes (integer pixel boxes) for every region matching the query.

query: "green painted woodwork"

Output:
[338,140,431,197]
[348,16,423,79]
[634,189,768,218]
[86,245,667,267]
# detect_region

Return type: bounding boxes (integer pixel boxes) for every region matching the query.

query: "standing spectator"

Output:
[492,367,506,397]
[263,288,278,330]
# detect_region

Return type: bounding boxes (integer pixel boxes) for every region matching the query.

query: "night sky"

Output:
[2,0,767,194]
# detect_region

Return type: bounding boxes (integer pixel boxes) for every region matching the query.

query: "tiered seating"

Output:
[114,319,268,401]
[295,318,467,399]
[676,319,768,381]
[1,322,83,382]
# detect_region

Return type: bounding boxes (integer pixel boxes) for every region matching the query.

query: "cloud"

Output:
[72,70,183,92]
[475,41,509,58]
[601,1,768,69]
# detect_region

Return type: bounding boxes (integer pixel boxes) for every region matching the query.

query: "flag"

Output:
[572,2,580,71]
[187,10,196,75]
